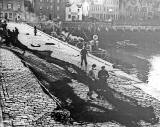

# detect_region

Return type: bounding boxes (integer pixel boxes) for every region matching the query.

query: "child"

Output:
[88,64,97,99]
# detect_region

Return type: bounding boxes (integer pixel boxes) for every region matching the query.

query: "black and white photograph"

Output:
[1,0,160,126]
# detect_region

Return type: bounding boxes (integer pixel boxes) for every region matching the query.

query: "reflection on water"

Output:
[148,55,160,90]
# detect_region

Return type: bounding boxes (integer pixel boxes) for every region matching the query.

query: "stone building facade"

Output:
[0,0,25,21]
[33,0,55,20]
[65,2,83,21]
[119,0,160,20]
[88,0,119,21]
[33,0,66,21]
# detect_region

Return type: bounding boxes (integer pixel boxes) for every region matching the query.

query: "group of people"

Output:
[80,46,109,99]
[88,64,109,99]
[0,20,19,47]
[0,20,109,101]
[5,27,19,46]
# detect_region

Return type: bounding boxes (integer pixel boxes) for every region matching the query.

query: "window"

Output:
[40,0,42,2]
[7,3,13,9]
[47,6,49,9]
[40,6,42,10]
[9,13,12,18]
[51,6,53,10]
[68,14,71,19]
[57,0,59,3]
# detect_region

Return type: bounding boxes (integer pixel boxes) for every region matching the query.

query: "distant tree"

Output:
[24,0,34,12]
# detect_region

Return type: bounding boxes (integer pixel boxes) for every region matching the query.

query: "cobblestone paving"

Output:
[17,48,160,126]
[1,47,160,126]
[0,48,124,127]
[107,75,160,127]
[3,23,160,126]
[109,74,160,109]
[0,48,65,127]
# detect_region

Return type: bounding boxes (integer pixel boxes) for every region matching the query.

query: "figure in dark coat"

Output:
[34,26,37,36]
[80,46,88,67]
[98,66,109,88]
[15,27,19,38]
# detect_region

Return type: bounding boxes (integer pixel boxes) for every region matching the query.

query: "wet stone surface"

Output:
[1,46,160,126]
[0,48,124,127]
[3,22,160,126]
[0,49,64,127]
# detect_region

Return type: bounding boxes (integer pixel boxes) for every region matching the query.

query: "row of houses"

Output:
[34,0,66,21]
[0,0,83,22]
[1,0,160,22]
[119,0,160,20]
[34,0,84,21]
[89,0,160,21]
[89,0,120,21]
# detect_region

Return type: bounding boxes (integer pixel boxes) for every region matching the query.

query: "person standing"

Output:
[2,21,7,31]
[98,66,109,89]
[88,64,97,99]
[15,27,19,38]
[80,46,88,68]
[34,26,37,36]
[12,27,19,46]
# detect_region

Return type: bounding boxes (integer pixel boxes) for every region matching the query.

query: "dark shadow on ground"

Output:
[28,61,158,127]
[8,40,159,127]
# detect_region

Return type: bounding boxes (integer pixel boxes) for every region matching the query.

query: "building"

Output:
[82,0,90,16]
[33,0,66,21]
[33,0,55,20]
[119,0,160,20]
[55,0,66,21]
[88,0,119,21]
[65,1,83,21]
[0,0,25,21]
[153,0,160,18]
